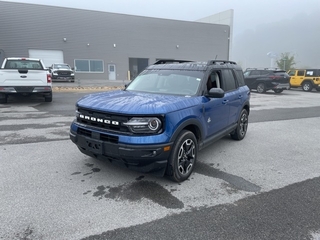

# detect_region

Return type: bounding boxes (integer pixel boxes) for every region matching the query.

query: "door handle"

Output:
[222,99,229,104]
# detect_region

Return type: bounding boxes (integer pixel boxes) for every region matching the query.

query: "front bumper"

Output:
[52,75,75,80]
[69,127,173,176]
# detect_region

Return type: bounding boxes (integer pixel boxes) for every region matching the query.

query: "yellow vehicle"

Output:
[287,69,320,92]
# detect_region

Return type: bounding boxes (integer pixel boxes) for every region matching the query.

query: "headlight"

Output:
[124,117,162,134]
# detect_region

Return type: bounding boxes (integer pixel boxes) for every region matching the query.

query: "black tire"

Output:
[273,89,283,93]
[45,92,52,102]
[256,83,266,93]
[302,81,313,92]
[166,130,198,182]
[231,109,249,141]
[316,88,320,92]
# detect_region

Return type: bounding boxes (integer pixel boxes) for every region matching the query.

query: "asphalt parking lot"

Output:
[0,88,320,240]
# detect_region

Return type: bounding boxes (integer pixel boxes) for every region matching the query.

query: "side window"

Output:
[251,70,260,75]
[306,70,314,76]
[206,71,221,91]
[234,70,245,87]
[287,70,295,76]
[221,69,236,92]
[297,70,305,76]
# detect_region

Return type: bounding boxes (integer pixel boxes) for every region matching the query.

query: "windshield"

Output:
[54,64,71,69]
[126,70,203,95]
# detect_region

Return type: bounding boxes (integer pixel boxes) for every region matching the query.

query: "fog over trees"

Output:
[232,11,319,69]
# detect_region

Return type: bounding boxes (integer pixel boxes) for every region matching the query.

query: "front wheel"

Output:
[302,82,313,92]
[231,109,249,140]
[166,130,198,182]
[256,83,266,93]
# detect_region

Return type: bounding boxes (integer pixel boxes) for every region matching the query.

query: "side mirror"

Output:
[206,88,225,98]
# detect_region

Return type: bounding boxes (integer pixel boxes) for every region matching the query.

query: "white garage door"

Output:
[28,49,64,68]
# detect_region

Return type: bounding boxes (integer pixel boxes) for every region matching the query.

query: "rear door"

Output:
[220,69,242,125]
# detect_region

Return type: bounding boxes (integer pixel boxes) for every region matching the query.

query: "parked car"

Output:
[0,57,52,103]
[287,69,320,92]
[49,63,75,82]
[70,59,250,182]
[244,68,290,93]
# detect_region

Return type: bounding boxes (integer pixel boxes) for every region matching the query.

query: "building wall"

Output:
[0,1,230,80]
[196,9,234,60]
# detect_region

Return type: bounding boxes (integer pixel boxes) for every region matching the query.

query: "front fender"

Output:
[169,118,204,143]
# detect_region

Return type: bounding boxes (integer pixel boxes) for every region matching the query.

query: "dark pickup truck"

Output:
[49,63,75,82]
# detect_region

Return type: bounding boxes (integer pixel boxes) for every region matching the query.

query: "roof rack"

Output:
[245,68,257,71]
[153,59,193,65]
[246,67,283,71]
[207,60,237,65]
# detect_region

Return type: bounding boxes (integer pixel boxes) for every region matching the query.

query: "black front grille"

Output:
[100,133,119,143]
[78,128,91,137]
[57,71,72,76]
[77,127,119,143]
[77,107,131,134]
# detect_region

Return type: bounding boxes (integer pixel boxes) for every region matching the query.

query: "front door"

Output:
[288,69,305,87]
[108,64,116,80]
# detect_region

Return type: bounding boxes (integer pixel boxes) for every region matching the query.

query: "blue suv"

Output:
[70,60,250,182]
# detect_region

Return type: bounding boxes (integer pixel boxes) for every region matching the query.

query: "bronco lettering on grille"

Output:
[79,114,119,125]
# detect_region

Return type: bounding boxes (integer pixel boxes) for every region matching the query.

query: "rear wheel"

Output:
[273,89,283,93]
[45,92,52,102]
[256,83,266,93]
[231,109,249,140]
[166,130,197,182]
[302,81,313,92]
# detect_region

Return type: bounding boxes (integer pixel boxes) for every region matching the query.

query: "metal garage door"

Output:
[28,49,64,68]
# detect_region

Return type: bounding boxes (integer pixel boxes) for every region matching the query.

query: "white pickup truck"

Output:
[0,57,52,103]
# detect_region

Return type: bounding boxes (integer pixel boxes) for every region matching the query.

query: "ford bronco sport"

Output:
[70,60,250,182]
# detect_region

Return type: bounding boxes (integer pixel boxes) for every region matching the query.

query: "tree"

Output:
[276,52,295,71]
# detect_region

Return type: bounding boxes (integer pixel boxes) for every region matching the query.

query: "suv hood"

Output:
[77,90,201,114]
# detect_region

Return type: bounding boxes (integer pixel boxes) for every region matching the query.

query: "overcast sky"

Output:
[4,0,320,36]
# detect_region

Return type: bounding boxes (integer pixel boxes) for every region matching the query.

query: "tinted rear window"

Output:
[4,60,43,70]
[234,69,246,86]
